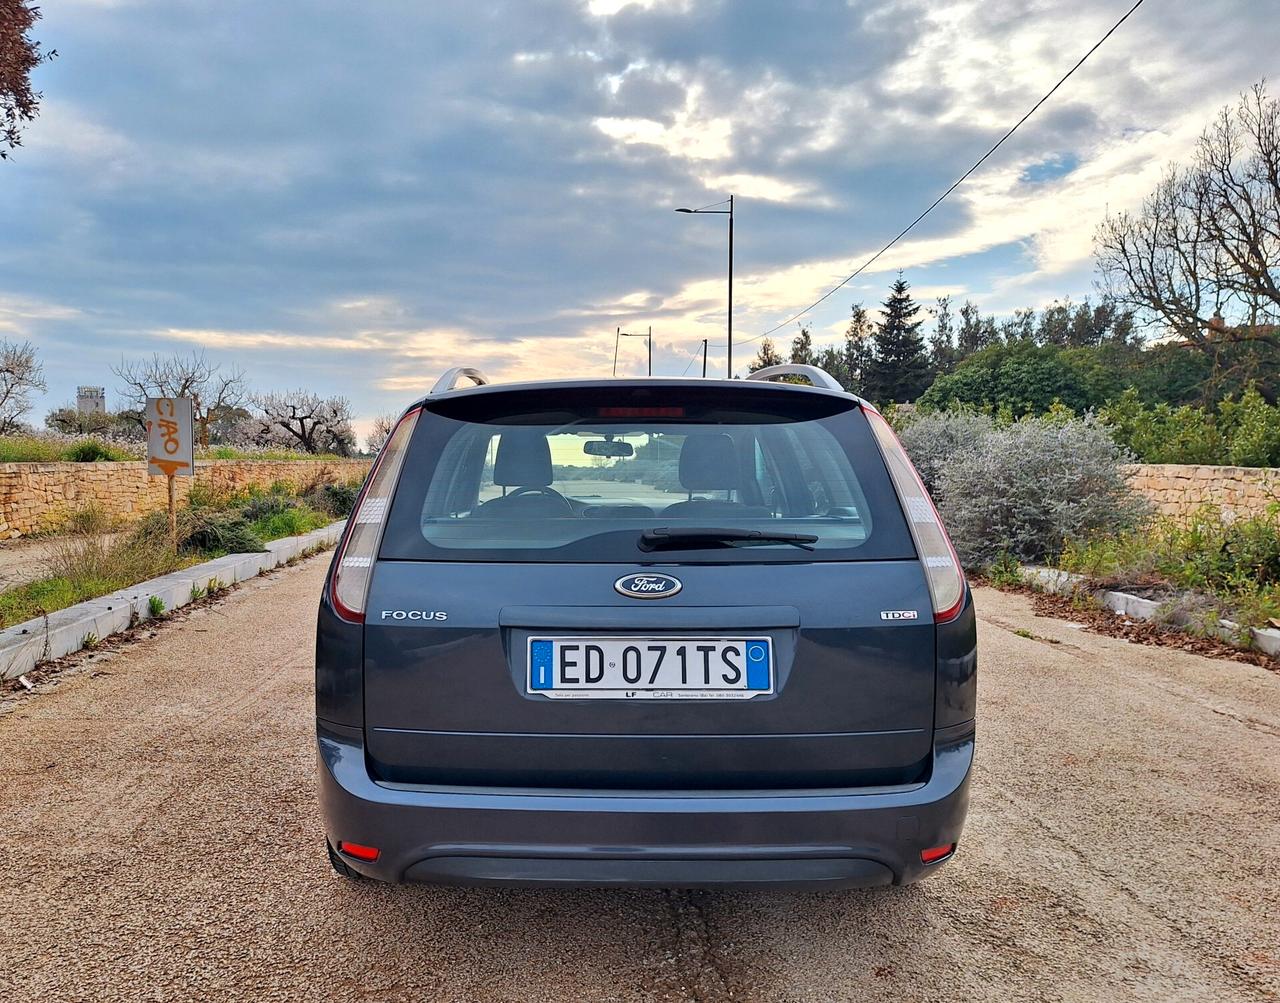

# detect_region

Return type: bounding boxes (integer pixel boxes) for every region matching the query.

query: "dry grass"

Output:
[0,506,191,628]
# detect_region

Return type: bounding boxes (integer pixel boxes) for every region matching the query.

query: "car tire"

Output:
[327,841,365,881]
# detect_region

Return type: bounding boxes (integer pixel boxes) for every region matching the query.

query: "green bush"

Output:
[242,490,297,523]
[1100,385,1280,467]
[304,480,359,517]
[1218,387,1280,467]
[917,342,1120,417]
[61,439,130,462]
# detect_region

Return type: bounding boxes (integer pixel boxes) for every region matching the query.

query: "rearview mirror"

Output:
[584,439,634,458]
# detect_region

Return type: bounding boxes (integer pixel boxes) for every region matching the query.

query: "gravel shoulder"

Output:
[0,565,1275,1002]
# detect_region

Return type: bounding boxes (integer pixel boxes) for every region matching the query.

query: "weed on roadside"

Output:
[987,552,1024,588]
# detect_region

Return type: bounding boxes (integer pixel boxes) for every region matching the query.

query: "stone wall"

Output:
[1127,463,1280,521]
[0,459,371,538]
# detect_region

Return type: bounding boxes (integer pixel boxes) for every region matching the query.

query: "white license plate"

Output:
[527,636,774,700]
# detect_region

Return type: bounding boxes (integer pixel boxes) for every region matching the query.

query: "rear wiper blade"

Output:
[638,526,818,552]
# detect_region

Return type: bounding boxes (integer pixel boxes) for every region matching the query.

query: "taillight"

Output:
[921,843,956,864]
[864,407,966,624]
[330,407,420,622]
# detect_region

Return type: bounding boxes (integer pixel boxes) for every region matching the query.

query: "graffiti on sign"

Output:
[145,397,195,477]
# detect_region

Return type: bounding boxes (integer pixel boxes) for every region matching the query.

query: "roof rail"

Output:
[431,367,490,395]
[745,364,845,392]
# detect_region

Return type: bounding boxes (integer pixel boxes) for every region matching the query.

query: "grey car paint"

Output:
[315,376,976,887]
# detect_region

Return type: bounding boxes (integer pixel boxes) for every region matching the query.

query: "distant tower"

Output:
[76,386,106,415]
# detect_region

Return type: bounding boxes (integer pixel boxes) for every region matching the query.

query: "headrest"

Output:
[678,432,737,491]
[494,429,553,487]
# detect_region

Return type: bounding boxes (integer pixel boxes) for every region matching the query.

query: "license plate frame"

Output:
[526,636,774,700]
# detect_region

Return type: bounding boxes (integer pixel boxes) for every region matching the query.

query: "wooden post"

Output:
[167,473,177,549]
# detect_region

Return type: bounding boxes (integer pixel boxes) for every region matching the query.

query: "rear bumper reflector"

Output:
[338,841,381,862]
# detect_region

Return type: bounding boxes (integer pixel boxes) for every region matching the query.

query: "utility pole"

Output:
[615,327,653,377]
[701,339,708,377]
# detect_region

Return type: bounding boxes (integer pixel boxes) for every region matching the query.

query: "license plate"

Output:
[527,636,774,700]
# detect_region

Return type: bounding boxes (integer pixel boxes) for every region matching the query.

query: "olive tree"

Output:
[255,391,356,456]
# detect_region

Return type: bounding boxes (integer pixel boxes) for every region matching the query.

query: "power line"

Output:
[741,0,1148,347]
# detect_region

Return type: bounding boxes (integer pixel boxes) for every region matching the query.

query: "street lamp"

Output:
[613,326,652,377]
[675,195,734,378]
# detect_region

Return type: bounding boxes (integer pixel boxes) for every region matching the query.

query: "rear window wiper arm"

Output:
[638,526,818,552]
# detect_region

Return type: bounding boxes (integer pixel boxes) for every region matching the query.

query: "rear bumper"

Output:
[316,720,974,889]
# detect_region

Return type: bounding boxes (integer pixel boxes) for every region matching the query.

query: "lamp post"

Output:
[613,326,653,377]
[675,195,733,378]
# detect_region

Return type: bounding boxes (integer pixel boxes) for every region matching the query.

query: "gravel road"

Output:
[0,557,1276,1002]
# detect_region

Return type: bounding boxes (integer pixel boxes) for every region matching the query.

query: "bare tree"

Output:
[0,338,44,431]
[365,413,395,455]
[1,1,55,159]
[1097,81,1280,349]
[255,391,356,456]
[113,351,249,445]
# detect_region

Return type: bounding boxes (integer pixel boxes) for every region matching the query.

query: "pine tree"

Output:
[750,337,784,371]
[865,276,930,404]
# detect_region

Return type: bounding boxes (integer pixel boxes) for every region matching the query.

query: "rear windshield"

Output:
[379,385,915,564]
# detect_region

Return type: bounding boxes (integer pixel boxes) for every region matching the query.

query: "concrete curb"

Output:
[1022,565,1280,658]
[0,520,345,680]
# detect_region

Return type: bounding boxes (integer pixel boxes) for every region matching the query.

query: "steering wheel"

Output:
[500,484,575,512]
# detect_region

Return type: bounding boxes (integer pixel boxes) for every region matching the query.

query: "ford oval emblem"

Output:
[615,573,683,600]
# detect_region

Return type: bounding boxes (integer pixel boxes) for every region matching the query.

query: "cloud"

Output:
[6,0,1276,423]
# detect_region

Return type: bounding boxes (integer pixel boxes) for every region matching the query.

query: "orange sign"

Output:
[145,397,194,477]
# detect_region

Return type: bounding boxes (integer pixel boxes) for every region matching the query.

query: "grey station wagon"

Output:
[316,364,976,888]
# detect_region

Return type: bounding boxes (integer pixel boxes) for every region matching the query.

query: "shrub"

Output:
[895,409,996,495]
[1100,385,1280,467]
[305,480,359,518]
[916,342,1120,417]
[129,509,265,556]
[180,510,266,554]
[934,414,1148,568]
[62,439,129,462]
[1218,387,1280,468]
[242,491,297,523]
[1099,388,1224,464]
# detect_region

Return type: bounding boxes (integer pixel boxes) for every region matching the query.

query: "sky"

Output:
[2,0,1275,442]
